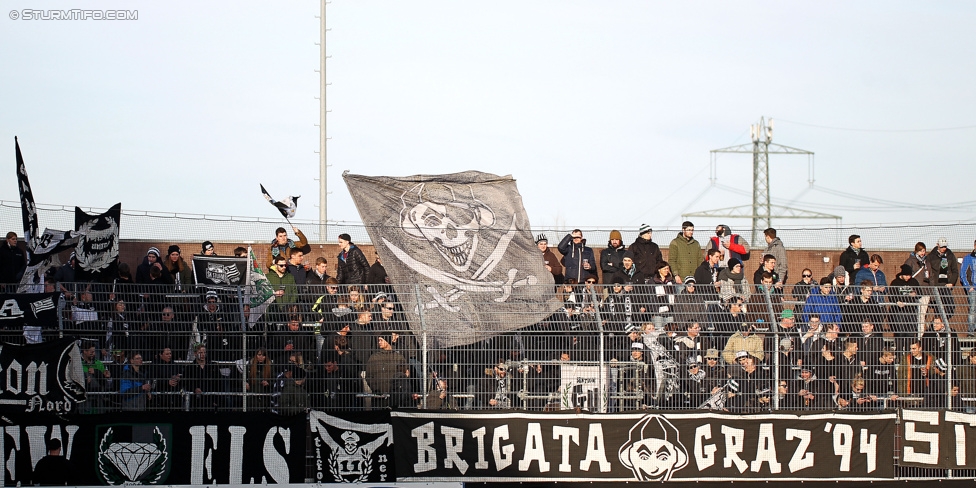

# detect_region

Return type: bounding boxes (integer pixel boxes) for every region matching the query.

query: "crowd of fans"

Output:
[1,222,976,415]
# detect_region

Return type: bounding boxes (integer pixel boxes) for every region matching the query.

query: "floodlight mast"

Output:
[317,0,330,241]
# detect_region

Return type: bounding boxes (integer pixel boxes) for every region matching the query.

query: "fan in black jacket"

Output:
[336,233,370,286]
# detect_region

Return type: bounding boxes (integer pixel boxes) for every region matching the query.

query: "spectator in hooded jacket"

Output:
[669,221,701,286]
[960,239,976,334]
[707,224,749,269]
[804,278,843,325]
[631,224,662,281]
[558,229,596,284]
[536,234,564,285]
[927,238,959,318]
[336,233,370,286]
[600,230,627,284]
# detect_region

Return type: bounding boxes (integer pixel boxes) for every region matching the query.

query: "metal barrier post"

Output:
[416,284,429,410]
[591,286,606,413]
[237,285,247,412]
[931,286,954,414]
[763,287,780,411]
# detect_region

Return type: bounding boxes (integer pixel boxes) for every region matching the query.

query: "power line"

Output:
[777,118,976,133]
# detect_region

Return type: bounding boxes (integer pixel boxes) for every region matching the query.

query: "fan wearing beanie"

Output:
[164,244,193,291]
[600,229,627,284]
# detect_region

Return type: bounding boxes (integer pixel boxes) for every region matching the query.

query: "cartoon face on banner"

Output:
[618,415,689,481]
[75,205,120,273]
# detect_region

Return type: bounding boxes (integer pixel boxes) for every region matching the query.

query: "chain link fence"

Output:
[4,279,976,479]
[4,281,972,417]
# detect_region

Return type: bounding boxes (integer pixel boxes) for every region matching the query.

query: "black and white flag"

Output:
[192,255,247,287]
[14,138,81,292]
[343,171,559,348]
[260,184,299,219]
[17,229,81,293]
[74,203,121,282]
[0,338,86,413]
[14,137,38,246]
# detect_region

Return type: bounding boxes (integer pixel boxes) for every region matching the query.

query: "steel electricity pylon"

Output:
[684,117,840,245]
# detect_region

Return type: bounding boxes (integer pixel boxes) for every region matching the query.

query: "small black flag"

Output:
[260,184,299,219]
[15,137,38,245]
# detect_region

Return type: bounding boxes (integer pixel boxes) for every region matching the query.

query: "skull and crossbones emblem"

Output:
[383,182,535,310]
[400,182,494,273]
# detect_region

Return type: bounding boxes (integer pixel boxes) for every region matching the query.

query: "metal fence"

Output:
[5,280,974,418]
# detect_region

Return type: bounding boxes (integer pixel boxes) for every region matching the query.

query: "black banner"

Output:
[0,293,60,330]
[14,137,38,246]
[391,411,895,482]
[0,338,85,414]
[899,409,976,469]
[309,410,396,483]
[74,203,121,282]
[191,255,247,287]
[0,412,306,486]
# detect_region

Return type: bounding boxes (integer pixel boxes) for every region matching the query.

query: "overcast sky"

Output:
[2,1,975,239]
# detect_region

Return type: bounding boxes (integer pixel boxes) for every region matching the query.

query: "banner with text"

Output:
[0,412,305,486]
[0,338,85,414]
[391,411,895,482]
[899,409,976,469]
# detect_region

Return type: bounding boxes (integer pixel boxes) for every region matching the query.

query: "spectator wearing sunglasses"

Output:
[266,256,298,324]
[792,268,816,318]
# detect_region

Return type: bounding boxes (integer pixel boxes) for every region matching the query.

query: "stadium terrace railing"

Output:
[1,281,972,416]
[5,281,976,480]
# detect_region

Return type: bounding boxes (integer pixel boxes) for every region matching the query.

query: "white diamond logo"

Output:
[105,442,161,481]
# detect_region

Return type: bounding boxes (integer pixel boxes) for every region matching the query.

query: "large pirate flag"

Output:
[343,171,559,348]
[74,203,121,282]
